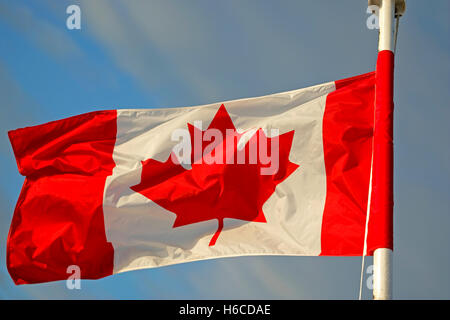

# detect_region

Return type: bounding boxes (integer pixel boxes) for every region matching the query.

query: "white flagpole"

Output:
[378,0,395,52]
[371,0,405,300]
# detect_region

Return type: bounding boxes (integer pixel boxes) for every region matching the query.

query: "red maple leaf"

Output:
[131,104,299,246]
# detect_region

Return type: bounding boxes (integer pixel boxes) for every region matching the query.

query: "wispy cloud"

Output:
[0,1,121,93]
[78,0,378,107]
[0,62,39,154]
[79,0,221,105]
[0,2,83,61]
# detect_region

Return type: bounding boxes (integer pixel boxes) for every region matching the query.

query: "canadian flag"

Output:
[7,52,394,284]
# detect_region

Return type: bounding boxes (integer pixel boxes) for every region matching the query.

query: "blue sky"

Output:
[0,0,449,299]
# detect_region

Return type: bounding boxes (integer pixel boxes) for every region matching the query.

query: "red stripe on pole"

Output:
[7,111,117,284]
[320,72,376,255]
[367,50,394,255]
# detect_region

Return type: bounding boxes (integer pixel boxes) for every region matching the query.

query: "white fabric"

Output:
[103,81,336,274]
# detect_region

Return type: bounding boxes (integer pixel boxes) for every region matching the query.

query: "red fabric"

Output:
[7,111,117,284]
[366,50,394,254]
[320,71,376,255]
[130,104,299,247]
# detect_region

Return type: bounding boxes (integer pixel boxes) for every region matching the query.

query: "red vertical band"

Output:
[7,111,117,284]
[320,72,376,255]
[367,50,395,254]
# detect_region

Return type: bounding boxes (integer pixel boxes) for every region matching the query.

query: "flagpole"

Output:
[370,0,405,300]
